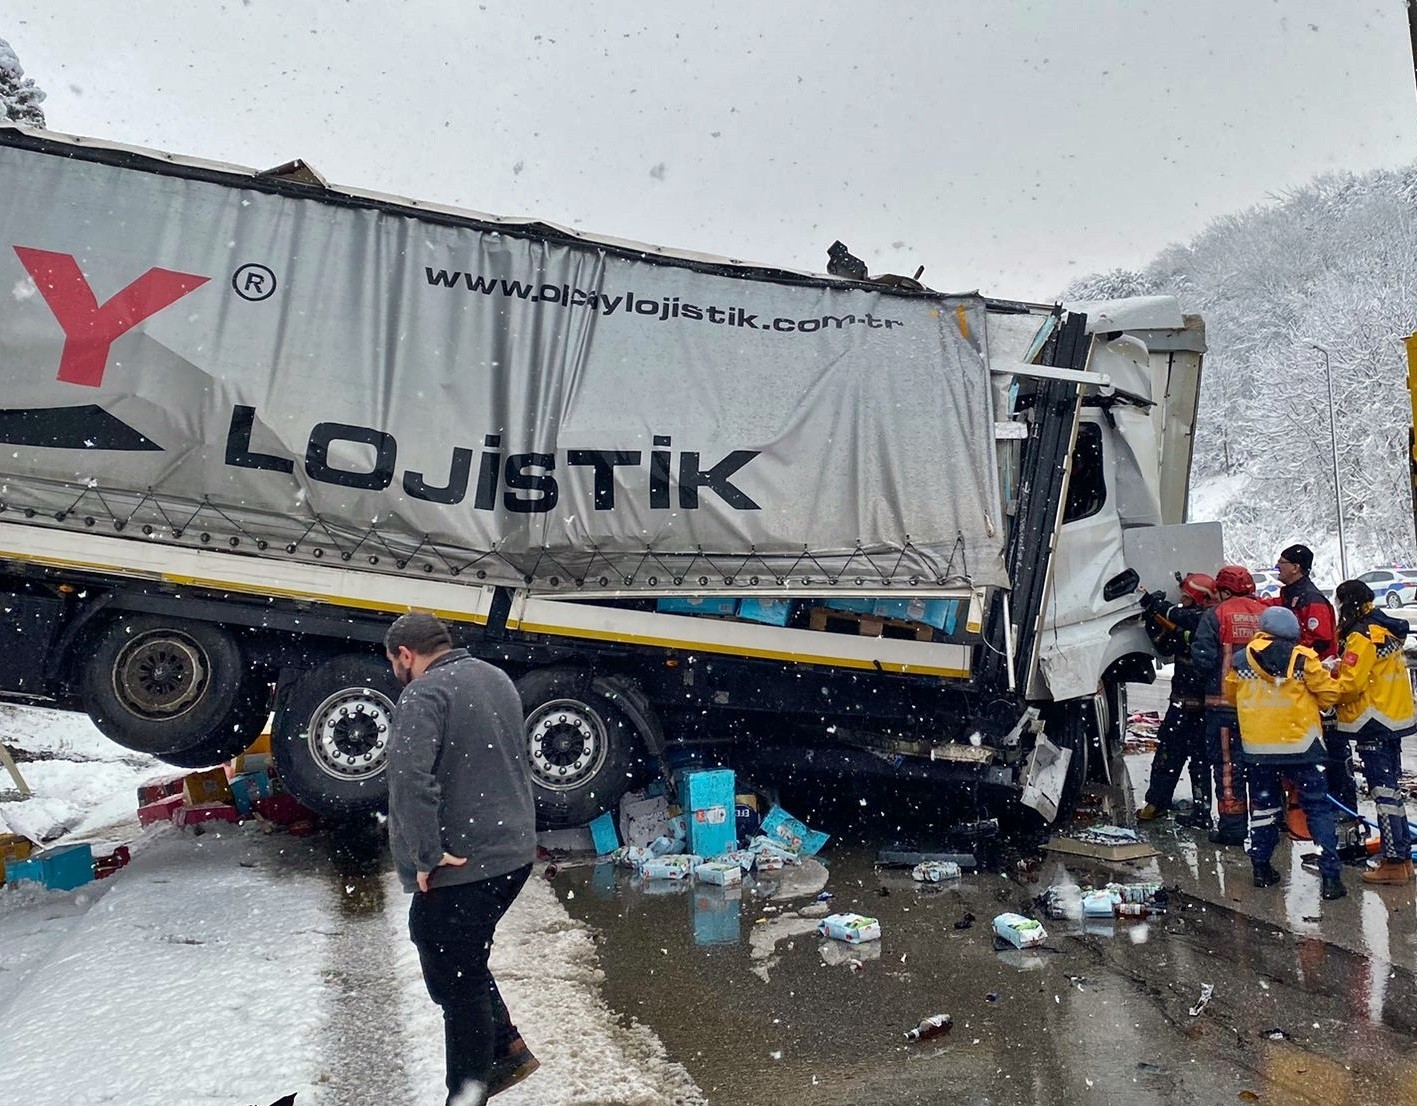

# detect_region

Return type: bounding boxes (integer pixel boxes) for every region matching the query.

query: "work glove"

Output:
[1139,589,1167,614]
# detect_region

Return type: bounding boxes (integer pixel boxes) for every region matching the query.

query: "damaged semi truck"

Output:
[0,126,1216,828]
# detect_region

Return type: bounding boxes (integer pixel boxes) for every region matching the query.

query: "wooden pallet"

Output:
[807,606,934,642]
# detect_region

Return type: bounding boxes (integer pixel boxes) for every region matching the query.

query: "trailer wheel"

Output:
[152,676,274,768]
[81,614,246,761]
[272,655,400,816]
[516,667,648,829]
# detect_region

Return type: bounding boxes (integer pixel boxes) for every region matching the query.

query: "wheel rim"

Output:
[307,685,395,782]
[111,630,210,720]
[526,697,610,792]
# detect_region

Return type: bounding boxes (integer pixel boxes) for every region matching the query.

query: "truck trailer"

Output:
[0,126,1215,828]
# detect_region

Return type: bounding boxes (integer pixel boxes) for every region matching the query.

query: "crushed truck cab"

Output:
[0,126,1216,828]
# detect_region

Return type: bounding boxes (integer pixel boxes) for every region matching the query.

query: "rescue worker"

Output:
[1266,544,1357,817]
[1191,565,1268,844]
[1332,580,1416,884]
[1227,605,1347,900]
[1269,544,1337,657]
[1136,573,1217,826]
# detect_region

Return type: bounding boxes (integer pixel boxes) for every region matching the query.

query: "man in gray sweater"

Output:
[384,613,538,1106]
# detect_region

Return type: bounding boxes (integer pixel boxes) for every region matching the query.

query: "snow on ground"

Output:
[388,871,704,1106]
[0,703,177,846]
[0,705,704,1106]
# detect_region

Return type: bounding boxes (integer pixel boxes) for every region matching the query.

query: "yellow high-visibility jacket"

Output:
[1225,632,1340,765]
[1333,608,1416,742]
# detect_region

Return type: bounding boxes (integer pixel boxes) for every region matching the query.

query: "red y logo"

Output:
[14,247,210,388]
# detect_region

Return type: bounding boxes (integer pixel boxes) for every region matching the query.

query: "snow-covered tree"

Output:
[0,37,46,127]
[1065,165,1417,580]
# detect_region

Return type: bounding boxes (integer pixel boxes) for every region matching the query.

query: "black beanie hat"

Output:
[1279,544,1314,575]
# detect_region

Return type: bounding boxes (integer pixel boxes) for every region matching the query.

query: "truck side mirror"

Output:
[1103,569,1140,602]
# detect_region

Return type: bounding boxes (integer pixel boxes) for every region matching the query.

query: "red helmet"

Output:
[1214,565,1255,596]
[1180,572,1219,607]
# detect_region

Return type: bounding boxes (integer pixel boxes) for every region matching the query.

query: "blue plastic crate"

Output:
[656,596,739,617]
[822,597,876,614]
[229,771,275,815]
[873,598,957,632]
[6,843,94,891]
[678,768,737,857]
[737,598,793,626]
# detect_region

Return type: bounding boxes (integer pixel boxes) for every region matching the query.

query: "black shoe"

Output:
[487,1036,540,1098]
[1252,862,1281,888]
[1321,876,1347,901]
[1208,831,1245,847]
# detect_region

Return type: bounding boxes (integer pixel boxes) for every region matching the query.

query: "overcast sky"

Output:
[7,2,1416,301]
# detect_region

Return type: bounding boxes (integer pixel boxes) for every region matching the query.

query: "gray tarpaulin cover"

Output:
[0,133,1007,593]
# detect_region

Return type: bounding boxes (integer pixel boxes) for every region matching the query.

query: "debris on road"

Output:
[818,912,882,943]
[1044,824,1158,862]
[911,860,962,882]
[1189,983,1215,1017]
[904,1013,953,1041]
[992,912,1047,948]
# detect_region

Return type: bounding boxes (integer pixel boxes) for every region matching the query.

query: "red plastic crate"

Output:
[94,845,132,879]
[173,803,243,827]
[137,775,187,807]
[251,793,314,826]
[137,794,184,827]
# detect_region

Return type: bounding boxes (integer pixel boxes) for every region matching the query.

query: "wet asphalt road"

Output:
[550,833,1417,1106]
[547,669,1417,1106]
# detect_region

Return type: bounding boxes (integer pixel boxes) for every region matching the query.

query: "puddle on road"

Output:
[554,837,1417,1106]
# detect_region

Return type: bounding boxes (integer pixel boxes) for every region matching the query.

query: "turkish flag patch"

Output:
[1344,651,1360,667]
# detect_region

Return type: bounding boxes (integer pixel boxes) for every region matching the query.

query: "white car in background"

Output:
[1355,567,1417,609]
[1252,569,1282,600]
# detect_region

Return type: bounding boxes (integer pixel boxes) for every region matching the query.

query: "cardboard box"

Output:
[182,768,233,808]
[137,793,185,827]
[5,843,94,891]
[1043,827,1158,862]
[640,854,702,880]
[619,792,671,849]
[656,596,739,617]
[737,597,793,626]
[993,912,1047,948]
[694,859,743,887]
[818,913,881,943]
[0,833,34,886]
[679,769,737,858]
[759,804,830,857]
[589,810,621,855]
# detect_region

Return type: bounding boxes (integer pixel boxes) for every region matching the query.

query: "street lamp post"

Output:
[1303,340,1350,581]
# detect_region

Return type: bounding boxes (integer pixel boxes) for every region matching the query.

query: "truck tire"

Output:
[152,676,273,768]
[272,655,400,816]
[81,614,246,761]
[516,667,648,830]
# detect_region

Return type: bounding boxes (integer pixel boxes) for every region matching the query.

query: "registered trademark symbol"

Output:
[232,263,277,301]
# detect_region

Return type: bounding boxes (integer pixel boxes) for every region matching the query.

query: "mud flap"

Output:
[1020,734,1073,823]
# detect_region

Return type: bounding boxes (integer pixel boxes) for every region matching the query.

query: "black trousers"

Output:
[1144,700,1209,811]
[409,863,532,1105]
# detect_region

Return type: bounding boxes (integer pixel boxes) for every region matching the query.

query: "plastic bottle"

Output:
[904,1014,953,1041]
